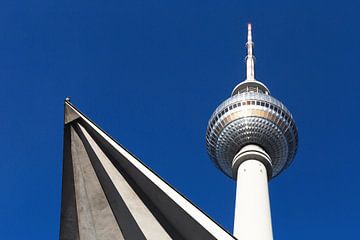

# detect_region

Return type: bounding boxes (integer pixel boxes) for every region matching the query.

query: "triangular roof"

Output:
[60,101,236,240]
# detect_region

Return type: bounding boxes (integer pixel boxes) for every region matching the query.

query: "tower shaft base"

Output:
[233,159,273,240]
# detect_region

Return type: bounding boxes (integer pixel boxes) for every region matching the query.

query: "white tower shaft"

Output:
[233,146,273,240]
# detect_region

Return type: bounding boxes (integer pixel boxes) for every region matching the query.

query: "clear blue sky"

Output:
[0,0,359,239]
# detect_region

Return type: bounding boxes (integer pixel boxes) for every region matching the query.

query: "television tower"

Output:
[205,24,298,240]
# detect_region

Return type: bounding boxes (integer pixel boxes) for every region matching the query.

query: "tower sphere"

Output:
[205,24,298,179]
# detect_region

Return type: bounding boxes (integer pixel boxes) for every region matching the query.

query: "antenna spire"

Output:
[246,23,255,81]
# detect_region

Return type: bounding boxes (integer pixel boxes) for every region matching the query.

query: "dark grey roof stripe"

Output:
[60,126,80,240]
